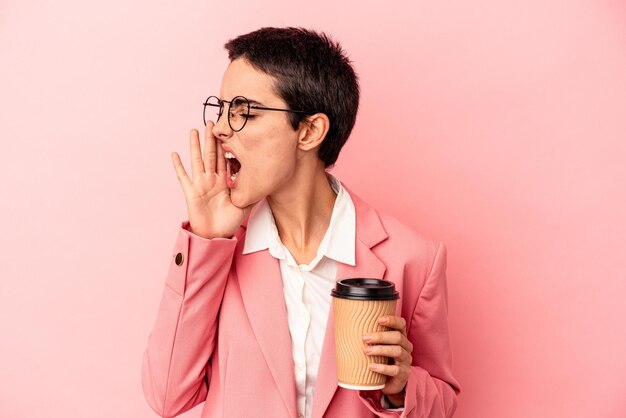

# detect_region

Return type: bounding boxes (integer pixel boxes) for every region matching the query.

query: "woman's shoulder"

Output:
[342,182,440,253]
[375,209,442,260]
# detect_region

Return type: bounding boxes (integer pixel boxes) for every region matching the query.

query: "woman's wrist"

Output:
[384,387,406,408]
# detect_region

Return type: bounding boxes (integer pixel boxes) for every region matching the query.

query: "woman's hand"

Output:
[171,123,255,239]
[363,315,413,408]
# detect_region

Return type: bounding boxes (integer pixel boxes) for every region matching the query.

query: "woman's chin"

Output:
[229,192,244,208]
[231,190,265,212]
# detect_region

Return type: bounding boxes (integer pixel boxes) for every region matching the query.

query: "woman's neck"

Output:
[267,168,337,256]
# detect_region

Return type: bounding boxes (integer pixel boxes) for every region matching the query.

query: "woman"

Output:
[142,27,460,418]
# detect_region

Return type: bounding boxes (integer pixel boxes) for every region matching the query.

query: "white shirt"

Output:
[242,173,401,417]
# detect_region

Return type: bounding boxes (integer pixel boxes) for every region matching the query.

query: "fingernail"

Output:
[379,317,388,324]
[364,346,373,354]
[363,335,372,342]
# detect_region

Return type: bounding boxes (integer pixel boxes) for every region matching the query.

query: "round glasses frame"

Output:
[203,95,311,132]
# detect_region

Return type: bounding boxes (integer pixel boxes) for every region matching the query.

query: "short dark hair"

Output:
[224,27,360,168]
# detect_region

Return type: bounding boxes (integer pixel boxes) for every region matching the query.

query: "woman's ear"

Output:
[297,113,330,151]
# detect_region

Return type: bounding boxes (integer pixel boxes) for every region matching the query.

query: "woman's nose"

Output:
[211,112,233,139]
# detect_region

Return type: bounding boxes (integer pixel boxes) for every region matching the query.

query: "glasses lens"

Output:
[228,96,250,131]
[204,96,222,125]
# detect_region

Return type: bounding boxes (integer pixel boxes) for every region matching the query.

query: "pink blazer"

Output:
[142,182,461,418]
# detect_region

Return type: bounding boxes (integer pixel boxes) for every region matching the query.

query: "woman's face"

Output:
[212,58,302,208]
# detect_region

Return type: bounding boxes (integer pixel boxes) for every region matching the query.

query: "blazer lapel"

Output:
[235,247,298,418]
[311,184,389,418]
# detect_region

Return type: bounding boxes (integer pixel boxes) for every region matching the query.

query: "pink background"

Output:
[1,1,625,417]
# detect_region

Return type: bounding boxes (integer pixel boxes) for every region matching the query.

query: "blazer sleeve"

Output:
[359,241,462,418]
[141,220,238,418]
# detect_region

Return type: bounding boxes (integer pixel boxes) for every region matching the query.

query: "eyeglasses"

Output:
[203,95,310,132]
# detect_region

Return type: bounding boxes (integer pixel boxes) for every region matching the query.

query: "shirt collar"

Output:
[242,173,356,267]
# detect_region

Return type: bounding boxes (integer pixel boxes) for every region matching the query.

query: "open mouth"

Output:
[225,151,242,183]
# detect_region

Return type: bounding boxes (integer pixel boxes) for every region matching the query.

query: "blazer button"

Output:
[175,252,184,266]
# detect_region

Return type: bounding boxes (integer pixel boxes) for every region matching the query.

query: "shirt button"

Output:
[298,414,304,418]
[174,252,184,266]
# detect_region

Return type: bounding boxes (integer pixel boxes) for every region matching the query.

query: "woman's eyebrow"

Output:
[221,96,265,106]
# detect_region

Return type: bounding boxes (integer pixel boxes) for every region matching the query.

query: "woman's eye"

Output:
[243,115,256,120]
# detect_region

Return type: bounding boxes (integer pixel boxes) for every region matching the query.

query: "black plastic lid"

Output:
[331,278,399,301]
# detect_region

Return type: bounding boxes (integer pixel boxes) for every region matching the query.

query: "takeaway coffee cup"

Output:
[331,278,400,390]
